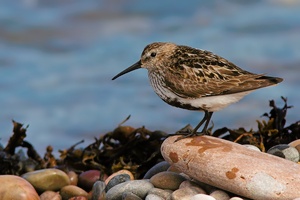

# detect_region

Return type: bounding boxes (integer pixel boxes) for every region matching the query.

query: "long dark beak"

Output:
[112,60,141,80]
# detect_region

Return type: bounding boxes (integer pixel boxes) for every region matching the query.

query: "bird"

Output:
[112,42,283,140]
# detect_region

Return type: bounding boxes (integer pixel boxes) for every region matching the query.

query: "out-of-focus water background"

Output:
[1,0,299,154]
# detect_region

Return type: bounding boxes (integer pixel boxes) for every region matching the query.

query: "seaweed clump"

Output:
[213,96,299,151]
[0,116,167,179]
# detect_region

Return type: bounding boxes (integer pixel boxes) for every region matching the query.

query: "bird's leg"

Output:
[174,111,213,142]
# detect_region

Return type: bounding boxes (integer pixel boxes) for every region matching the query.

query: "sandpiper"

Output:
[112,42,283,139]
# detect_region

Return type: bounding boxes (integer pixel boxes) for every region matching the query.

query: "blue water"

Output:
[1,0,300,154]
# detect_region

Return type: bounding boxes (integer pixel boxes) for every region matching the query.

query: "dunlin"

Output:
[112,42,283,139]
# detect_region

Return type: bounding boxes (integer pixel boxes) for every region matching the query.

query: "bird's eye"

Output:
[150,52,156,57]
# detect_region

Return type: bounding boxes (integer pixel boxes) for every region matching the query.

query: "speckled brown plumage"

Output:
[112,42,283,138]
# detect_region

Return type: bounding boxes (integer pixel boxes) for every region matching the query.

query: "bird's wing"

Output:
[163,61,279,98]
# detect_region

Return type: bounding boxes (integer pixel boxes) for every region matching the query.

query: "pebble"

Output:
[0,175,39,200]
[243,144,261,152]
[91,181,106,200]
[104,169,134,185]
[40,191,62,200]
[172,187,205,200]
[105,173,131,192]
[161,135,300,200]
[289,139,300,153]
[68,171,78,185]
[106,180,153,200]
[267,144,299,162]
[78,170,103,192]
[145,194,164,200]
[68,196,88,200]
[150,171,186,190]
[210,190,230,200]
[179,180,206,193]
[191,194,216,200]
[60,185,88,200]
[148,188,172,199]
[143,161,170,179]
[229,197,244,200]
[122,192,143,200]
[21,168,70,192]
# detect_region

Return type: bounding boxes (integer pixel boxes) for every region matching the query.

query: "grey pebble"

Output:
[210,190,230,200]
[145,194,164,200]
[267,144,300,162]
[122,192,142,200]
[106,180,153,200]
[143,161,170,179]
[105,174,131,192]
[172,187,206,200]
[148,188,172,199]
[92,181,106,200]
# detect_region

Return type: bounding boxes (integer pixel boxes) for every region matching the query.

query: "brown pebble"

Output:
[150,171,186,190]
[68,171,78,186]
[60,185,88,200]
[0,175,39,200]
[40,191,62,200]
[68,196,88,200]
[78,170,104,192]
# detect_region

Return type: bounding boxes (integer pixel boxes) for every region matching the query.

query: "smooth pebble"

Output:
[191,194,217,200]
[105,173,130,192]
[40,191,62,200]
[91,181,106,200]
[68,171,78,185]
[21,168,70,192]
[60,185,88,200]
[0,175,39,200]
[150,171,186,190]
[122,192,142,200]
[148,188,172,199]
[143,161,170,179]
[78,170,103,192]
[243,144,261,152]
[145,194,164,200]
[106,180,153,200]
[105,169,134,185]
[210,190,230,200]
[267,144,299,162]
[172,187,206,200]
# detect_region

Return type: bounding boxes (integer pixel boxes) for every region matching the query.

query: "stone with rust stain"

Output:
[161,135,300,200]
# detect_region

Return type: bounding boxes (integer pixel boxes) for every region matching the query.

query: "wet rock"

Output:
[106,180,153,200]
[40,191,62,200]
[143,161,170,179]
[210,190,230,200]
[21,168,70,192]
[267,144,299,162]
[0,175,39,200]
[91,181,106,200]
[60,185,88,200]
[78,170,103,192]
[105,174,131,192]
[161,135,300,200]
[150,171,186,190]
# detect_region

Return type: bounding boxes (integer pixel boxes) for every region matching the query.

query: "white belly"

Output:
[149,73,253,112]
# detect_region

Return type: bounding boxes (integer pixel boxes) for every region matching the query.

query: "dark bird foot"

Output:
[171,124,207,142]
